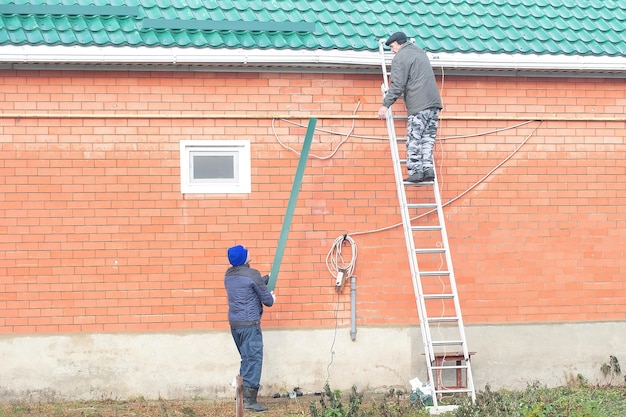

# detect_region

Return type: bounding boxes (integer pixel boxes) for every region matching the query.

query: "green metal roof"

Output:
[0,0,625,57]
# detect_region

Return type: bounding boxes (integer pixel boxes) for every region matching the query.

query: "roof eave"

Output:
[1,45,625,75]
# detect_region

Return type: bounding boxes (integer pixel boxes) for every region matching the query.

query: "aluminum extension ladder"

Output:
[378,39,476,408]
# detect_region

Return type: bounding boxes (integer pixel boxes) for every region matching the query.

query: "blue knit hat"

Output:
[227,245,249,266]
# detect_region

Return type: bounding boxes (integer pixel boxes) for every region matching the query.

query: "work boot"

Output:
[423,168,435,182]
[404,172,424,183]
[243,386,268,412]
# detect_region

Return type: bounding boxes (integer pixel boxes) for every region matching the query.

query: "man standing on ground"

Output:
[224,244,275,412]
[377,31,443,183]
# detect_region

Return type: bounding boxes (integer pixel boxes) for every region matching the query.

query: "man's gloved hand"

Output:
[270,291,276,303]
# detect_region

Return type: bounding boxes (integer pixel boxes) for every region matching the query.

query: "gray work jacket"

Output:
[383,42,443,115]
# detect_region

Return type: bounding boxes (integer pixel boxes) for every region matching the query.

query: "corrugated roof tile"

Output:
[352,2,371,14]
[361,11,381,26]
[0,0,625,56]
[396,2,417,15]
[604,30,624,44]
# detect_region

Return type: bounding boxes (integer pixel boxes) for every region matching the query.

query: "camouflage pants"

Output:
[406,108,440,175]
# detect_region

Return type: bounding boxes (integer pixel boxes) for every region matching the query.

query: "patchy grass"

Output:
[0,396,315,417]
[0,385,624,417]
[454,383,626,417]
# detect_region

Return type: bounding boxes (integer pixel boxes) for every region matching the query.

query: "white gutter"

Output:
[1,44,625,74]
[428,51,626,73]
[0,45,381,66]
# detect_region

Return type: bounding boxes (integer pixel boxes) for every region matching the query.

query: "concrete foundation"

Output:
[0,322,624,401]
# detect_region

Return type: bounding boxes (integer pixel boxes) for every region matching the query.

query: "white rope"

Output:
[325,234,358,282]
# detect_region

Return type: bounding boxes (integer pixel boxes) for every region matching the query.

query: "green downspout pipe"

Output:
[267,118,317,291]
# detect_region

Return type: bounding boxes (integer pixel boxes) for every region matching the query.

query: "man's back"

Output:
[225,265,273,324]
[387,42,442,115]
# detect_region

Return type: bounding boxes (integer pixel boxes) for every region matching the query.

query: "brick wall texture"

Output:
[1,69,625,334]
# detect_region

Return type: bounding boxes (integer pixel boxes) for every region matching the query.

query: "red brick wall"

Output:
[0,69,624,334]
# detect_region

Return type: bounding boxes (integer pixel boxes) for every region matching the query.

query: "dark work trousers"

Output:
[231,323,264,388]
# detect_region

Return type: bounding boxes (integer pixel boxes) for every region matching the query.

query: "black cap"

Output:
[385,31,408,46]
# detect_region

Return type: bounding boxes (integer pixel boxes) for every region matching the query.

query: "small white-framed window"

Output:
[180,140,251,194]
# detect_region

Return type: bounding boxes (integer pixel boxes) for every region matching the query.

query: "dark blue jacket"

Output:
[224,264,274,327]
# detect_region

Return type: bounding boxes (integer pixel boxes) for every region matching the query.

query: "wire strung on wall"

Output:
[325,290,342,386]
[272,101,360,160]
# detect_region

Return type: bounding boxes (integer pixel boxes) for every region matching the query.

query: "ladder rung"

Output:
[432,340,464,346]
[406,203,437,209]
[431,364,469,370]
[423,293,455,299]
[434,387,474,394]
[420,271,450,277]
[404,181,434,187]
[428,316,459,323]
[412,225,441,231]
[415,248,445,254]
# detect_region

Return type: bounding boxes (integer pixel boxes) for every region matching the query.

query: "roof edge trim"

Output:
[1,45,625,73]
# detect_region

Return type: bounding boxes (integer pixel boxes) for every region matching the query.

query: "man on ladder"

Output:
[377,31,443,183]
[377,32,476,408]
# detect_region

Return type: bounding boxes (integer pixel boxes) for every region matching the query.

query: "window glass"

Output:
[180,141,250,194]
